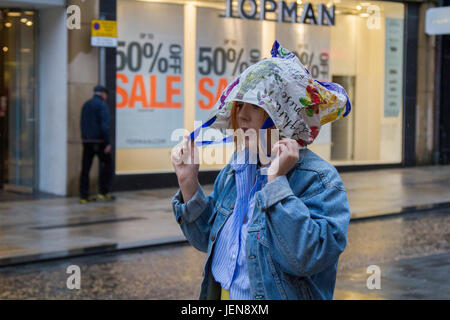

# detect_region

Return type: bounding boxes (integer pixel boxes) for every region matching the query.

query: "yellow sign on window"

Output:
[91,20,117,38]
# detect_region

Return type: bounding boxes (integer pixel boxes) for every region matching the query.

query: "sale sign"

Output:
[195,7,263,125]
[275,23,330,81]
[116,2,184,149]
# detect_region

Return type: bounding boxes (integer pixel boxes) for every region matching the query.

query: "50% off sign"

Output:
[116,41,183,109]
[197,46,261,110]
[294,50,329,79]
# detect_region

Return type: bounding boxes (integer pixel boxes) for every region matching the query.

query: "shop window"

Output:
[116,0,405,173]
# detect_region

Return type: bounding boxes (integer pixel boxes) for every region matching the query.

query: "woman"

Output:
[171,41,351,300]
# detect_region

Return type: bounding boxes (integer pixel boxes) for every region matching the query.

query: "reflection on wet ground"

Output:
[335,252,450,300]
[0,209,448,299]
[1,165,450,266]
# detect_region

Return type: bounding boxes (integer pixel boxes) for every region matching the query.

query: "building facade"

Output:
[0,0,446,196]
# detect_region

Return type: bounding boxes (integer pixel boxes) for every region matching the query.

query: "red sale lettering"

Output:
[150,75,165,108]
[116,73,128,108]
[116,74,182,109]
[216,78,228,101]
[129,74,149,108]
[198,77,215,110]
[198,77,228,110]
[166,76,182,108]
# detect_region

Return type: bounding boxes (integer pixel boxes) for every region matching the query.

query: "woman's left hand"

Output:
[267,138,300,183]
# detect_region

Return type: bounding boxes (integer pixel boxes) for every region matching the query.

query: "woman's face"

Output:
[236,101,265,133]
[235,101,266,150]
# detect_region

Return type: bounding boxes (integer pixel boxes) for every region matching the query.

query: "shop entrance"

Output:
[0,9,37,193]
[439,32,450,164]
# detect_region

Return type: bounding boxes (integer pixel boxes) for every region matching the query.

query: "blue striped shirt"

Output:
[211,149,268,300]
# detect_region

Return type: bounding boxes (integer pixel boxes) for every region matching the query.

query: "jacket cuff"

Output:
[256,175,294,210]
[172,183,209,224]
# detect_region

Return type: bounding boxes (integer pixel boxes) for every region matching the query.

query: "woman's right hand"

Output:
[171,134,200,202]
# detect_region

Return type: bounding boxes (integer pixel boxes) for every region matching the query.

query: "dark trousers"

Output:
[79,143,113,198]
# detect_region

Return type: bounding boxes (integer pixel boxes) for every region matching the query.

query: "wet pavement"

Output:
[0,165,450,267]
[0,208,448,299]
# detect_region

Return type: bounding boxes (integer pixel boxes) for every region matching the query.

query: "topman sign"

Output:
[222,0,335,26]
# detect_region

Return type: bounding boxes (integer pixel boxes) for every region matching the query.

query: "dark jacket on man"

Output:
[80,94,111,144]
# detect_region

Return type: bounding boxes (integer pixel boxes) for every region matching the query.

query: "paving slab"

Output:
[0,165,449,266]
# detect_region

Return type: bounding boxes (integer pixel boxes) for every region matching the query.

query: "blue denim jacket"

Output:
[171,148,350,300]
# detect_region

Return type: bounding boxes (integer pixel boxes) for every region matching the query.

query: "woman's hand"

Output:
[267,138,300,183]
[171,135,200,202]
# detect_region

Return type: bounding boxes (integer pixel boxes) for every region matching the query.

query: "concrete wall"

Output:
[66,0,100,196]
[38,7,68,195]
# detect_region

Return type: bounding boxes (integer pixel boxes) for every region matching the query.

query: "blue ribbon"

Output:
[188,115,275,147]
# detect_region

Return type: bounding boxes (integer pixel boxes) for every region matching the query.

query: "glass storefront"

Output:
[0,9,37,192]
[115,0,405,174]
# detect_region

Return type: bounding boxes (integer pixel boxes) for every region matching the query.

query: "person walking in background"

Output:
[79,85,115,203]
